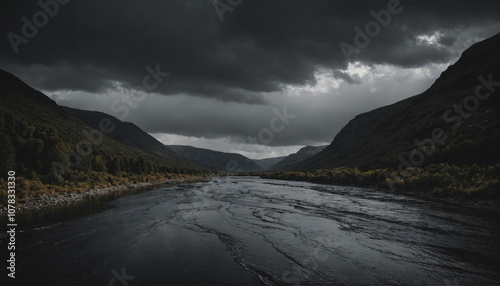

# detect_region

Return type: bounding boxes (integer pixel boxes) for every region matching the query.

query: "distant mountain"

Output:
[271,146,327,170]
[168,145,263,172]
[0,69,197,183]
[253,156,286,170]
[292,33,500,171]
[63,107,189,165]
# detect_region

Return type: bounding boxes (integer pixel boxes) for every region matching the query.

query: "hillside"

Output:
[271,145,327,170]
[253,156,286,170]
[293,33,500,171]
[63,107,191,166]
[0,69,204,198]
[168,145,263,172]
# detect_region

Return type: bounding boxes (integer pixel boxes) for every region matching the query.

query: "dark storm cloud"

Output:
[438,36,457,47]
[1,0,499,103]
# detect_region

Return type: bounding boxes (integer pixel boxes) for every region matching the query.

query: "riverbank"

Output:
[257,175,500,215]
[258,164,500,198]
[0,176,211,217]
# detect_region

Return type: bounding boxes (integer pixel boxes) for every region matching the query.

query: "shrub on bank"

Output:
[260,163,500,198]
[0,170,214,208]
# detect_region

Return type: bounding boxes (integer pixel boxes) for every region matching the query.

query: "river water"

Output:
[4,176,500,285]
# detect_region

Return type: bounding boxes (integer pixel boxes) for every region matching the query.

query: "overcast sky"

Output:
[1,0,499,159]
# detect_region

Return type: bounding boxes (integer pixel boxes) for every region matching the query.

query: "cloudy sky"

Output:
[1,0,499,159]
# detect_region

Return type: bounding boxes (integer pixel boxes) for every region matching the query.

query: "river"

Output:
[4,176,500,285]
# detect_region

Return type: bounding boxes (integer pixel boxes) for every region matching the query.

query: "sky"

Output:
[1,0,499,159]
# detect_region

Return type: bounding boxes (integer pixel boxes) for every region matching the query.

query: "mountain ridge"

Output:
[63,106,191,166]
[291,33,500,171]
[270,145,327,170]
[253,156,286,170]
[0,68,201,188]
[168,145,263,172]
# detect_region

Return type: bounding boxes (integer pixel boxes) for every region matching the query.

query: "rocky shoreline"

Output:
[0,177,211,217]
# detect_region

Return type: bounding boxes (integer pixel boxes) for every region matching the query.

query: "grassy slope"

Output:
[63,106,193,166]
[0,69,209,201]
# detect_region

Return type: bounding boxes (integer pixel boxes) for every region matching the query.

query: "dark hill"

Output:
[63,107,188,165]
[271,145,327,170]
[168,145,263,172]
[0,69,197,185]
[293,33,500,171]
[253,156,286,170]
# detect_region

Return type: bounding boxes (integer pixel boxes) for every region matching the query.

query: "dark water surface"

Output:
[4,176,500,285]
